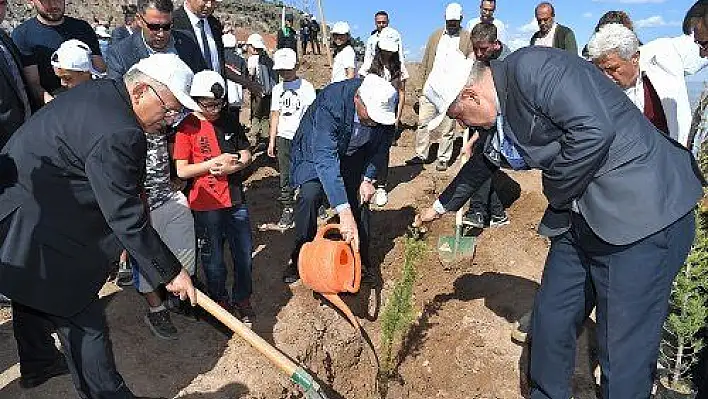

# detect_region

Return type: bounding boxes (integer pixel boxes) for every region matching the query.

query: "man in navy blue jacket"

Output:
[285,75,398,284]
[417,48,702,398]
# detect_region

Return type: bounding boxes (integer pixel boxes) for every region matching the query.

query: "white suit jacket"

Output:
[639,35,707,147]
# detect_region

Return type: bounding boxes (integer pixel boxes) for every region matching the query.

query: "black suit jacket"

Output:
[492,47,702,245]
[0,80,183,316]
[105,29,207,80]
[0,30,32,148]
[172,7,224,75]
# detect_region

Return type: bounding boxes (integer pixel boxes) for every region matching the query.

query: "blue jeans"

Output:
[194,205,253,304]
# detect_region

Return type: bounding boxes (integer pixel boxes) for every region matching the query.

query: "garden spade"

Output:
[436,129,476,262]
[196,290,330,399]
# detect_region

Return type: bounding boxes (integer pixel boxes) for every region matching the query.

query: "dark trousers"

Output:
[309,36,321,55]
[277,136,295,208]
[290,149,371,269]
[194,205,254,304]
[13,300,134,399]
[465,129,504,218]
[301,36,309,54]
[530,211,695,399]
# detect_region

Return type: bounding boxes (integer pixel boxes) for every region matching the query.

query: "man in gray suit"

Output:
[106,0,206,80]
[416,47,703,398]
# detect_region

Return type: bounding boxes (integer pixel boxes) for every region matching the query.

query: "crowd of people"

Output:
[1,0,708,397]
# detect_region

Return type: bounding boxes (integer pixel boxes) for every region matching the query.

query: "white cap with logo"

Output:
[273,48,297,70]
[377,27,401,52]
[423,51,474,130]
[127,53,201,111]
[95,26,111,39]
[358,74,398,126]
[331,21,350,35]
[222,33,237,48]
[190,70,226,99]
[51,39,101,75]
[445,3,463,21]
[246,33,266,49]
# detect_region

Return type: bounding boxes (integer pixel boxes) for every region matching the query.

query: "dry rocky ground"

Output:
[0,54,601,399]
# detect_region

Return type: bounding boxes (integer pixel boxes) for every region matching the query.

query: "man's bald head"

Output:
[535,2,555,34]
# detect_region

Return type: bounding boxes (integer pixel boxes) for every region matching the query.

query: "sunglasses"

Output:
[139,15,172,32]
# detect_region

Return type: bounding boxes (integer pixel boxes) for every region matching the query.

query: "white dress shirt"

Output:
[184,6,220,71]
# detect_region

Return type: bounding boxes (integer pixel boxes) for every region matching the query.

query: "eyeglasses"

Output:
[146,85,187,126]
[198,99,225,112]
[696,39,708,51]
[139,14,172,32]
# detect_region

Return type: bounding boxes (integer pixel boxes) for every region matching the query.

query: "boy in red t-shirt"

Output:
[173,71,256,325]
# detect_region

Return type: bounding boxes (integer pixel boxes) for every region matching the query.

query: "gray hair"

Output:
[587,23,639,61]
[466,60,491,86]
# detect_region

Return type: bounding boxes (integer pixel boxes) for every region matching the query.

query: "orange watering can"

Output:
[298,224,362,329]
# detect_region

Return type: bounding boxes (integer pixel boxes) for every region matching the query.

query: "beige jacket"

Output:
[418,28,472,92]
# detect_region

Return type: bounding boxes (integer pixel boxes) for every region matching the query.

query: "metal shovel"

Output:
[196,289,330,399]
[436,129,476,263]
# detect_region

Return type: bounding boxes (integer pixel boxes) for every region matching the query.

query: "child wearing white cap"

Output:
[330,21,356,83]
[358,27,408,207]
[51,39,105,91]
[244,33,276,150]
[267,48,317,229]
[172,70,257,326]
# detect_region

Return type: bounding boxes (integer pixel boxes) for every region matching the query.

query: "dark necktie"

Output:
[197,19,214,70]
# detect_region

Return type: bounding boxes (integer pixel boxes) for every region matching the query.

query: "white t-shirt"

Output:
[535,23,557,48]
[358,31,410,81]
[331,45,356,83]
[270,78,317,140]
[247,54,259,76]
[466,17,507,43]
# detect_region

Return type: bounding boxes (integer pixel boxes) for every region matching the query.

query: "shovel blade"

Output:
[437,235,476,263]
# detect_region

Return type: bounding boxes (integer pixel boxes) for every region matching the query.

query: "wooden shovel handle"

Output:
[195,289,298,376]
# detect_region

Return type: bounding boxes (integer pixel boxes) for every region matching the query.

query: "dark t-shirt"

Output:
[12,16,102,94]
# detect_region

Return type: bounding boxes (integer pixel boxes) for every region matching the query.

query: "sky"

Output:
[285,0,706,82]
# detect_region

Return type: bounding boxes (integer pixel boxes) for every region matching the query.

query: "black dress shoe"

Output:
[404,156,426,166]
[19,357,70,389]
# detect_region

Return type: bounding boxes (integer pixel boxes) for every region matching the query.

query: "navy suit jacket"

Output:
[0,80,183,316]
[105,29,206,80]
[290,79,392,209]
[493,47,702,245]
[0,30,32,148]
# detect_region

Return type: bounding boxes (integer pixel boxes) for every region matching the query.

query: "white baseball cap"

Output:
[51,39,101,74]
[273,48,297,70]
[128,53,201,111]
[95,25,110,39]
[246,33,266,49]
[222,32,237,48]
[377,27,401,52]
[331,21,350,35]
[423,51,474,130]
[190,70,226,99]
[445,3,463,21]
[358,74,397,125]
